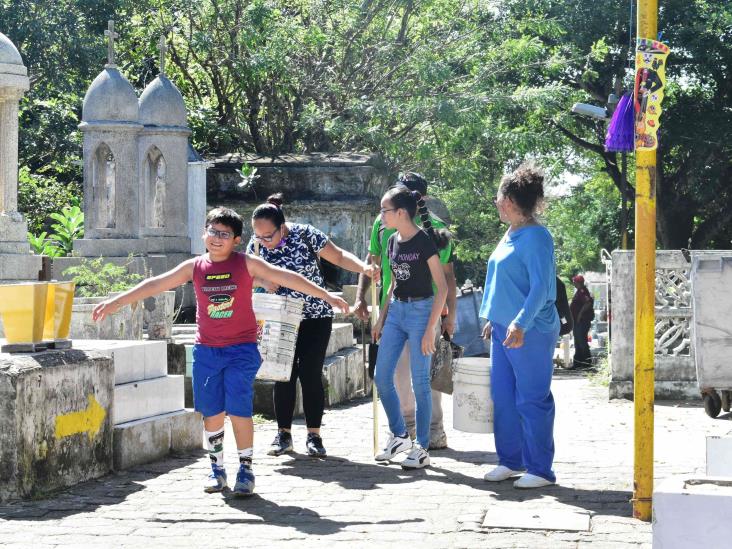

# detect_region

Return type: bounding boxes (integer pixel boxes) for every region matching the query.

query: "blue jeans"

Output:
[374,298,434,449]
[490,323,558,482]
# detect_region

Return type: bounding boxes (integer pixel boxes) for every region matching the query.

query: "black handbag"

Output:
[430,332,464,394]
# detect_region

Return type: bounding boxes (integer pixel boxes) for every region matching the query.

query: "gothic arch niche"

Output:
[145,146,166,229]
[92,143,116,229]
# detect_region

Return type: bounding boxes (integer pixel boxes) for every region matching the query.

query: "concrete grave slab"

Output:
[481,506,591,532]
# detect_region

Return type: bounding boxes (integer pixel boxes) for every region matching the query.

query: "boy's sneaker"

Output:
[306,432,327,457]
[375,433,412,461]
[401,444,430,470]
[233,462,255,497]
[204,465,228,493]
[267,430,293,456]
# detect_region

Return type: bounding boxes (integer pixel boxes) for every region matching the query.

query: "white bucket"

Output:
[252,294,304,381]
[452,357,493,433]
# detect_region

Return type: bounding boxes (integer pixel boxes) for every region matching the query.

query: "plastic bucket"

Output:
[252,294,304,381]
[452,357,493,433]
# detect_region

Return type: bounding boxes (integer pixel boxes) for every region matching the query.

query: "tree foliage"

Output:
[3,0,731,278]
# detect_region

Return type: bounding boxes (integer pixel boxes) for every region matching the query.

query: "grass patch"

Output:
[588,354,611,387]
[252,413,273,425]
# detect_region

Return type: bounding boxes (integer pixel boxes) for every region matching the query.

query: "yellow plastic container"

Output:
[0,282,49,344]
[43,281,75,341]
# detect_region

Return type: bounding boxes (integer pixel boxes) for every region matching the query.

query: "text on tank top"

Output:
[193,251,258,346]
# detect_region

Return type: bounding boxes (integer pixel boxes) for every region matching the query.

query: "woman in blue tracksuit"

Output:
[480,164,560,489]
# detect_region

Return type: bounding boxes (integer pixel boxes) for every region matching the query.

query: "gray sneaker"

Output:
[267,430,293,456]
[429,430,448,450]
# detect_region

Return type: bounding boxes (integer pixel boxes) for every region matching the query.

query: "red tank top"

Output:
[193,252,258,346]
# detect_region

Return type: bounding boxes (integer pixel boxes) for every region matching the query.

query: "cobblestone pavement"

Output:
[1,370,730,548]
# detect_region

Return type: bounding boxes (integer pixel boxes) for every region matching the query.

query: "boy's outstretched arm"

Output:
[92,260,195,322]
[246,255,349,313]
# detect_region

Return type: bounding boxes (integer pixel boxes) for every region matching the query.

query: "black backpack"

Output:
[555,277,573,336]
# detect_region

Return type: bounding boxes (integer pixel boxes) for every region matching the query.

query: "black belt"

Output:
[394,295,432,303]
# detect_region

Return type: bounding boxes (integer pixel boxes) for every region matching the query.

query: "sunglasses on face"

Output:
[206,227,234,240]
[254,227,281,243]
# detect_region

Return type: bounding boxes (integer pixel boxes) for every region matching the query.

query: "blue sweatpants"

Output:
[490,323,557,482]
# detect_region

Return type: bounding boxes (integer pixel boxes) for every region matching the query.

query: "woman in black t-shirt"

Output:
[371,185,448,469]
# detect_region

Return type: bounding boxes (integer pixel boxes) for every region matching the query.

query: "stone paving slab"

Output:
[0,369,730,548]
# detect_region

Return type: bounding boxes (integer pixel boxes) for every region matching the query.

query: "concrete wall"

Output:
[609,250,696,399]
[0,349,114,501]
[208,153,390,286]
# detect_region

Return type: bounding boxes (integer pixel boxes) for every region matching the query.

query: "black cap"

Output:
[397,172,428,196]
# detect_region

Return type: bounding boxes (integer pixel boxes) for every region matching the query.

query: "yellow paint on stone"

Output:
[54,394,106,441]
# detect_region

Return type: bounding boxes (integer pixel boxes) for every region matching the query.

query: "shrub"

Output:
[17,166,82,235]
[63,256,144,298]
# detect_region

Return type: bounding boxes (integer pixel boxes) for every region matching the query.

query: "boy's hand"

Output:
[325,293,349,314]
[92,299,123,322]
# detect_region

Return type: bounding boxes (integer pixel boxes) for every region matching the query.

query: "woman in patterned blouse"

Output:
[247,194,376,458]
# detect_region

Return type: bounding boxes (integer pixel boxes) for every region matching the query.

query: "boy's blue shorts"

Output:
[192,342,261,418]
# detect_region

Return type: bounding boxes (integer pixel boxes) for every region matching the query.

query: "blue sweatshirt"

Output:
[479,225,559,334]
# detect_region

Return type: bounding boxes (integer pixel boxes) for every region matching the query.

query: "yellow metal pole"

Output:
[633,0,659,522]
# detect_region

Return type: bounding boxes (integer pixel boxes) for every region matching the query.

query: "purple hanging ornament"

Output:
[605,93,635,152]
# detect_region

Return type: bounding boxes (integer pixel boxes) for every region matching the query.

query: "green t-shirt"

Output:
[368,214,453,308]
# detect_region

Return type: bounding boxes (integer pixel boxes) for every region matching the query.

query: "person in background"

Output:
[354,172,457,449]
[248,194,375,458]
[570,274,594,369]
[480,164,560,489]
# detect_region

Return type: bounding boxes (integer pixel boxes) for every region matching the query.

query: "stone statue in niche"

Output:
[152,156,166,228]
[93,145,116,229]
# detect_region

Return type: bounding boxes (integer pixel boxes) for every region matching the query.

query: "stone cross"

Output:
[158,36,167,76]
[104,20,118,67]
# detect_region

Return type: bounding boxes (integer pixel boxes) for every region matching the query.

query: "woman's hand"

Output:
[503,323,525,349]
[421,327,437,356]
[481,321,492,340]
[92,298,123,322]
[371,318,384,343]
[325,293,350,314]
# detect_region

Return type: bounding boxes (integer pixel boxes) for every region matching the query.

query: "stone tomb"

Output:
[0,348,114,502]
[71,339,200,470]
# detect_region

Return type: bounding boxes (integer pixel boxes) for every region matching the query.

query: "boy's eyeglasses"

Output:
[206,227,234,240]
[254,227,281,243]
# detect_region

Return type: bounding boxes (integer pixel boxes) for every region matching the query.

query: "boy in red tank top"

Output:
[93,207,348,497]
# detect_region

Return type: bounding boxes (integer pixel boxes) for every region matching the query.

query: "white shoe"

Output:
[375,433,412,461]
[513,473,555,489]
[400,444,430,470]
[483,465,525,482]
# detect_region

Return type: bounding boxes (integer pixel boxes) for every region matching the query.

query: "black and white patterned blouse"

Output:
[246,223,333,319]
